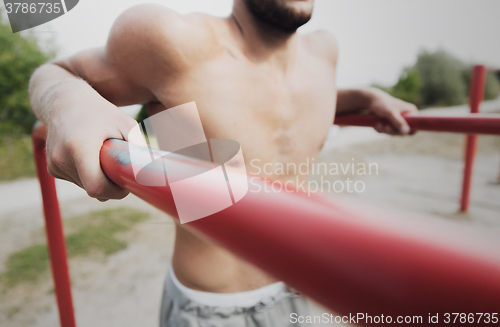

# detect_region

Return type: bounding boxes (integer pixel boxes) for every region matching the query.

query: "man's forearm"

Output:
[336,88,380,114]
[336,87,418,135]
[29,63,104,126]
[28,60,139,200]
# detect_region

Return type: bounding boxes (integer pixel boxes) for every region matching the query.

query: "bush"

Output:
[389,68,422,107]
[415,50,468,107]
[0,134,35,181]
[0,9,54,135]
[384,49,500,108]
[484,71,500,100]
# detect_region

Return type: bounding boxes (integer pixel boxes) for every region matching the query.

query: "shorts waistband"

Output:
[166,266,287,308]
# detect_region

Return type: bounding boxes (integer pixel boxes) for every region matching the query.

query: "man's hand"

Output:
[45,95,138,202]
[29,59,151,202]
[366,88,418,135]
[336,88,418,135]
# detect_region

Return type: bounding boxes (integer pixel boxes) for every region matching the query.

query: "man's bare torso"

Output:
[29,0,415,297]
[31,0,338,293]
[144,12,338,292]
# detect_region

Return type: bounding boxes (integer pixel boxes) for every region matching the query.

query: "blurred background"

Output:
[1,1,499,326]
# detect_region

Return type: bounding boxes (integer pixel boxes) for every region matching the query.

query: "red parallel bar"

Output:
[100,139,500,325]
[460,65,487,212]
[32,122,76,327]
[334,112,500,135]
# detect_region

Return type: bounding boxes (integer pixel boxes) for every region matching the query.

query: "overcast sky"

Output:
[19,0,500,88]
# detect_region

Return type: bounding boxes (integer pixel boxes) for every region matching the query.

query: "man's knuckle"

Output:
[47,165,59,178]
[49,150,65,168]
[115,190,129,200]
[390,110,401,117]
[86,183,106,198]
[407,104,418,111]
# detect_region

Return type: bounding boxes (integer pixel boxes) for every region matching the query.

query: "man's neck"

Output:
[230,1,299,72]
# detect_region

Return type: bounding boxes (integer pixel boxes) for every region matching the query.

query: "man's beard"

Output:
[243,0,313,33]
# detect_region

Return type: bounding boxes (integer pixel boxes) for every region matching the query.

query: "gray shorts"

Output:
[159,270,311,327]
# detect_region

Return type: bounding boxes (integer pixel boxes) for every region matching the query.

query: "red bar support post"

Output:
[460,65,487,212]
[32,123,76,327]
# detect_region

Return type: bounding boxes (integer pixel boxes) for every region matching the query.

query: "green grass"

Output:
[1,208,148,287]
[2,244,49,287]
[0,134,35,181]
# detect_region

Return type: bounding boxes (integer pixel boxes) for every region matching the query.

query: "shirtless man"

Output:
[29,0,417,325]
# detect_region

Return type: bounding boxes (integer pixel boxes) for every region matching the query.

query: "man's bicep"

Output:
[54,47,154,107]
[55,4,208,107]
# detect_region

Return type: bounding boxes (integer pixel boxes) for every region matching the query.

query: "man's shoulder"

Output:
[300,30,338,66]
[107,5,218,72]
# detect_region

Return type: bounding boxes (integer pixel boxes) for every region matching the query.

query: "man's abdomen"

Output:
[171,224,279,293]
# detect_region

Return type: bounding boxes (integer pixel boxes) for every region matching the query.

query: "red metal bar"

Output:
[334,112,500,135]
[32,122,76,327]
[33,112,500,325]
[100,139,500,325]
[460,65,487,212]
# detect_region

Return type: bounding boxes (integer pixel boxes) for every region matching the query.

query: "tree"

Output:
[483,71,500,101]
[383,49,500,108]
[0,9,54,134]
[389,68,422,107]
[415,50,468,107]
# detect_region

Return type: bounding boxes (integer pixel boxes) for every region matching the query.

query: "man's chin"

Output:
[244,0,313,33]
[261,13,312,34]
[276,15,312,33]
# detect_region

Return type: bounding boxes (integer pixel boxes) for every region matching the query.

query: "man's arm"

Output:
[28,4,193,200]
[336,88,418,135]
[313,30,418,135]
[29,54,151,201]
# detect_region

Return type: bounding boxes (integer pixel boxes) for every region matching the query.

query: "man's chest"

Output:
[155,55,337,157]
[158,57,337,141]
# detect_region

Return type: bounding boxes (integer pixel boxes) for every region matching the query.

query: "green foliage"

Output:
[0,134,35,181]
[1,208,149,287]
[0,9,54,181]
[415,50,468,107]
[384,49,500,108]
[389,68,422,106]
[0,9,54,134]
[484,71,500,100]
